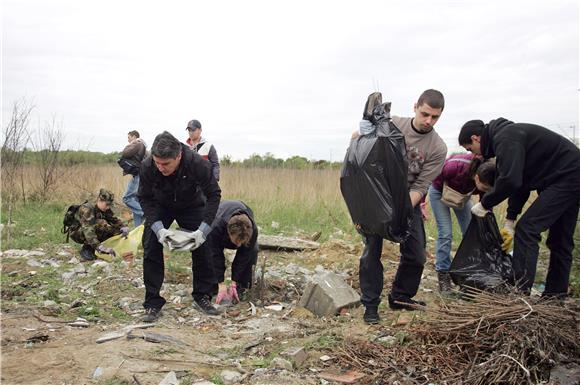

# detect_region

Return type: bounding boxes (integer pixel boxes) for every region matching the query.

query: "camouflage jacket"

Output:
[73,202,123,248]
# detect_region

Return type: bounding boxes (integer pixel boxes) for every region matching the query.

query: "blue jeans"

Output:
[123,175,144,226]
[428,185,472,272]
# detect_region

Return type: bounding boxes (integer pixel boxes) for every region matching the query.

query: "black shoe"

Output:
[437,271,453,295]
[141,307,161,322]
[363,306,380,324]
[388,294,426,310]
[80,245,96,261]
[193,296,220,316]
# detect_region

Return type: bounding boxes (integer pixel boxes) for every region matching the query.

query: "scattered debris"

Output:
[258,234,320,251]
[96,323,156,343]
[127,330,188,346]
[318,370,365,384]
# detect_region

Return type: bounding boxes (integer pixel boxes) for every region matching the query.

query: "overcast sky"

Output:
[2,0,578,161]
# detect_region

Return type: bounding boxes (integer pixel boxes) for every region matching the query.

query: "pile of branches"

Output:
[337,289,579,384]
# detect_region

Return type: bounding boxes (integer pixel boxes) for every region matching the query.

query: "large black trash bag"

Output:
[450,213,514,290]
[340,99,412,243]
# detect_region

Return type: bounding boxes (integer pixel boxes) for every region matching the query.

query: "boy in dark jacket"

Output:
[459,118,580,297]
[207,200,258,304]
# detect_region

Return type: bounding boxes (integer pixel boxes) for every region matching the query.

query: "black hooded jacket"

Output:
[138,143,222,225]
[207,200,258,251]
[480,118,580,219]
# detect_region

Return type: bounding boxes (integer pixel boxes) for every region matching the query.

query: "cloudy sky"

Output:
[2,0,578,161]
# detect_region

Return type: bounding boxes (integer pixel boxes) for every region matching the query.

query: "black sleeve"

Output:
[137,159,162,224]
[195,158,222,225]
[208,145,220,181]
[481,134,526,209]
[506,189,531,220]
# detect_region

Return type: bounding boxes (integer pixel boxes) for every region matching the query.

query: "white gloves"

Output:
[186,229,206,250]
[156,228,175,244]
[471,202,490,217]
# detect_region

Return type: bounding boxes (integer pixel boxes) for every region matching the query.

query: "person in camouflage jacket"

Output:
[69,188,128,261]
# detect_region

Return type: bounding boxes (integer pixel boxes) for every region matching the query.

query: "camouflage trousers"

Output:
[69,219,120,247]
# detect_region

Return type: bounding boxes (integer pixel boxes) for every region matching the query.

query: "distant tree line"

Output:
[15,149,343,169]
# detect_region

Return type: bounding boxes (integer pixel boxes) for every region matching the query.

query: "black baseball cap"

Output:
[186,119,202,130]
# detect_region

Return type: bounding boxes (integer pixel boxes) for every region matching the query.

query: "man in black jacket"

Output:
[138,131,222,321]
[207,200,258,304]
[459,118,580,297]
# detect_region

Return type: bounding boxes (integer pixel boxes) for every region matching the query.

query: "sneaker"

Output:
[362,92,382,121]
[363,306,380,324]
[80,245,96,261]
[388,294,426,310]
[437,271,453,295]
[141,307,161,322]
[193,295,220,316]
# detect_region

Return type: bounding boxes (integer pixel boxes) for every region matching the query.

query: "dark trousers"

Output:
[142,207,217,310]
[210,241,258,290]
[359,205,426,306]
[513,182,580,294]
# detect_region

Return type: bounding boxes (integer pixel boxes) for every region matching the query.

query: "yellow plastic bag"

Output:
[95,225,144,262]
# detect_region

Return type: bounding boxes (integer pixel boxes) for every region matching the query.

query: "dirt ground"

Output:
[0,238,572,385]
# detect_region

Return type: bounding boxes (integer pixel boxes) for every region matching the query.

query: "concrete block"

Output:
[298,272,360,317]
[281,346,308,367]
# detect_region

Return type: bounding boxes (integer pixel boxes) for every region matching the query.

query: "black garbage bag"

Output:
[340,99,412,243]
[449,213,514,290]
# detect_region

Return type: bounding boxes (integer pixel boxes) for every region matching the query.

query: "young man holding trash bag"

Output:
[459,118,580,297]
[138,131,222,322]
[351,90,447,324]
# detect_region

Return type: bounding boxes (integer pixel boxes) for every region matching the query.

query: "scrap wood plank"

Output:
[258,234,320,251]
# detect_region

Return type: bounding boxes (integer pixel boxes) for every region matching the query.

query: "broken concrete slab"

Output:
[258,234,320,251]
[298,272,360,317]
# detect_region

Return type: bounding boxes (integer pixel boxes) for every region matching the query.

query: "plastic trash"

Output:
[449,214,514,290]
[340,100,412,243]
[95,225,144,261]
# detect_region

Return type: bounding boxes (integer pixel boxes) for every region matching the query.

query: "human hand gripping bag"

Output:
[340,100,413,243]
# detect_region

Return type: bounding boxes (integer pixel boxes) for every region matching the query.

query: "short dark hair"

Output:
[417,89,445,110]
[151,131,182,159]
[476,159,496,187]
[458,120,485,145]
[227,214,253,247]
[128,130,140,138]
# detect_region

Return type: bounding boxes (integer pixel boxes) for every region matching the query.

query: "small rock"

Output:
[72,264,86,274]
[92,367,103,379]
[43,300,57,307]
[26,259,42,267]
[159,371,179,385]
[220,369,243,384]
[270,357,293,371]
[281,346,308,367]
[67,257,80,264]
[319,355,333,362]
[377,335,398,347]
[61,271,76,281]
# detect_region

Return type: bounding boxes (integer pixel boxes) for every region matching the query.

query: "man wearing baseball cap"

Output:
[186,119,220,181]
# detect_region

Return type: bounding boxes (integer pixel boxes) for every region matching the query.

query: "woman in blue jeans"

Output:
[429,155,495,294]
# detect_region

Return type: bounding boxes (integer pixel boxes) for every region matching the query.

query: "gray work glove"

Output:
[97,245,116,257]
[151,221,175,245]
[186,222,212,251]
[120,226,130,239]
